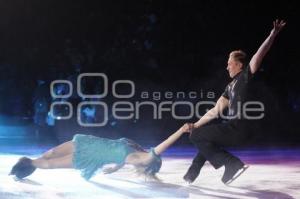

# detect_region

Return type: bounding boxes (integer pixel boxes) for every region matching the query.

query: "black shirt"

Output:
[222,65,253,119]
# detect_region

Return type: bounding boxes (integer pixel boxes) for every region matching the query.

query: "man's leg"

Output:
[183,152,206,183]
[189,122,248,184]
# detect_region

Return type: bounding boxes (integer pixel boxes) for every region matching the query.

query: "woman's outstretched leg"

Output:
[10,141,75,179]
[32,154,74,169]
[41,141,74,159]
[33,141,75,169]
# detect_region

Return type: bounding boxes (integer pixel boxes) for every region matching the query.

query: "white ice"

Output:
[1,154,299,199]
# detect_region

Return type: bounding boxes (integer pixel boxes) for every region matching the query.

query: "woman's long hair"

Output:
[123,138,162,180]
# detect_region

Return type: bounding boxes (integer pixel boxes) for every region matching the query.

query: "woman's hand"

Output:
[102,166,117,174]
[102,164,123,174]
[180,123,194,134]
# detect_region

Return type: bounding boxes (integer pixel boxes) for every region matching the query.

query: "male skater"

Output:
[184,20,286,184]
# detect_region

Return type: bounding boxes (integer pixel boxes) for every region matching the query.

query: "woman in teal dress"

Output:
[10,123,192,180]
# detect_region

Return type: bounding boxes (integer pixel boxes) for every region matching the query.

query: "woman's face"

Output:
[126,151,152,166]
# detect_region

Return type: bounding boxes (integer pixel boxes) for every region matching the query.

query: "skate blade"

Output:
[225,165,249,185]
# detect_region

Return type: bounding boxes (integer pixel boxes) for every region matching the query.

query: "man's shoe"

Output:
[222,157,249,185]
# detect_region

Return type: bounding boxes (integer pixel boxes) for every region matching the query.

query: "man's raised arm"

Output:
[249,19,286,74]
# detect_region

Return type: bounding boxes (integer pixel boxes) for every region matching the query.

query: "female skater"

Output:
[9,124,192,180]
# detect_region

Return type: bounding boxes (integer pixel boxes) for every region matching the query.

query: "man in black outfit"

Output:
[184,20,286,185]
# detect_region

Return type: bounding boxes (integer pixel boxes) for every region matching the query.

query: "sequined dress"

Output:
[72,134,136,180]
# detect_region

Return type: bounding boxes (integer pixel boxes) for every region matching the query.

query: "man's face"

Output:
[226,56,242,78]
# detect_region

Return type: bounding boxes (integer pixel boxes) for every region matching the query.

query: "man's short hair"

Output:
[230,50,247,67]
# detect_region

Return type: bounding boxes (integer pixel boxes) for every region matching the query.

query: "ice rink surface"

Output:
[1,147,299,199]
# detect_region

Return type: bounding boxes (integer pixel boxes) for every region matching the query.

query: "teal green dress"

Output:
[72,134,136,180]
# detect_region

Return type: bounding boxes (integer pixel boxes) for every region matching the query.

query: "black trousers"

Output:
[189,120,253,169]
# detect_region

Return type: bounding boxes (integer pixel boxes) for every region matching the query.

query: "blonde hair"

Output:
[229,50,247,67]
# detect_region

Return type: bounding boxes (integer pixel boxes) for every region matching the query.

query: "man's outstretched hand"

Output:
[271,19,286,36]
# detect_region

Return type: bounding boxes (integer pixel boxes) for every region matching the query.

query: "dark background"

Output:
[0,0,299,146]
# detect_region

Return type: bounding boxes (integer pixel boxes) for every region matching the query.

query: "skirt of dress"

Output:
[72,134,130,180]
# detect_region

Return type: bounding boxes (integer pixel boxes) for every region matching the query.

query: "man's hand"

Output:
[271,19,286,36]
[180,123,194,134]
